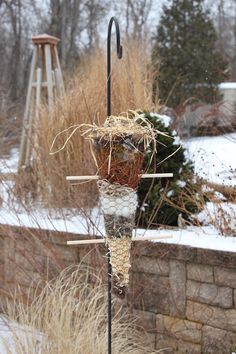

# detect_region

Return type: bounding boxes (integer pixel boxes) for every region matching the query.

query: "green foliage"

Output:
[152,0,228,108]
[136,112,202,227]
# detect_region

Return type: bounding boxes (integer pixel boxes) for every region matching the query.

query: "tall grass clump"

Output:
[28,41,158,208]
[3,266,157,354]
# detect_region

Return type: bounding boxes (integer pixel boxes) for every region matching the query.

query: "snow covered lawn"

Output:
[184,133,236,186]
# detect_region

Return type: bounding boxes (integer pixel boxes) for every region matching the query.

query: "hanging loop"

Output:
[107,17,123,116]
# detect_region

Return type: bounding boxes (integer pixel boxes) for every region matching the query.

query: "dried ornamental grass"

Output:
[26,42,159,208]
[3,266,157,354]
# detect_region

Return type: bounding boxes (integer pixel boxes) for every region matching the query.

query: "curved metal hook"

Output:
[107,16,123,116]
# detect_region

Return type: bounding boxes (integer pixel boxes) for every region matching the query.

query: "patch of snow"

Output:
[213,191,227,200]
[0,315,43,354]
[197,202,236,233]
[184,133,236,186]
[0,205,105,237]
[219,82,236,89]
[150,113,171,127]
[176,180,186,188]
[135,226,236,252]
[166,190,174,197]
[1,177,236,252]
[202,185,226,200]
[0,148,18,174]
[173,135,181,145]
[0,180,105,236]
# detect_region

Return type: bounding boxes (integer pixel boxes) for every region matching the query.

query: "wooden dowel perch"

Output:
[67,234,172,245]
[66,173,173,181]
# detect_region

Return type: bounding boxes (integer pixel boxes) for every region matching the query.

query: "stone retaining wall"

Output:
[130,242,236,353]
[0,224,106,306]
[1,224,236,353]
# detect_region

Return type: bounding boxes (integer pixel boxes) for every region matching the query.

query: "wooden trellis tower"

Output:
[18,33,65,171]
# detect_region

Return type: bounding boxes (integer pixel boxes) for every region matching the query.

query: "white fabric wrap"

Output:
[98,180,138,218]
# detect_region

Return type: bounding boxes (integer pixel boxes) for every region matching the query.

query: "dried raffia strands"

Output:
[89,112,159,188]
[50,111,166,174]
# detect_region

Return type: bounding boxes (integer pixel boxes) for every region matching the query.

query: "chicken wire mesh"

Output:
[98,180,138,293]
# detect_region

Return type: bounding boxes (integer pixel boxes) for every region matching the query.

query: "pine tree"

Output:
[152,0,228,108]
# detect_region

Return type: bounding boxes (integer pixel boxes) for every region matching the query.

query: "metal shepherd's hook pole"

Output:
[106,16,123,354]
[107,17,123,117]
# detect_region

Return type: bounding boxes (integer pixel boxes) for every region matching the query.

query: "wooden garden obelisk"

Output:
[18,34,64,171]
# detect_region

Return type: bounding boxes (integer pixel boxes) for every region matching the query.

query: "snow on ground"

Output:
[0,315,43,354]
[136,226,236,252]
[198,201,236,229]
[184,133,236,186]
[0,196,104,237]
[0,316,18,354]
[0,316,13,354]
[0,132,235,253]
[0,187,235,252]
[0,316,24,354]
[1,133,235,185]
[219,82,236,89]
[0,148,18,174]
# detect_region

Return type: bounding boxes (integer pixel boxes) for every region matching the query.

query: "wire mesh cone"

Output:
[98,180,137,291]
[91,115,156,294]
[108,237,132,288]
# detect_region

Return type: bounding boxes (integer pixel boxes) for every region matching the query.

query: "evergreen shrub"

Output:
[136,112,202,227]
